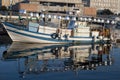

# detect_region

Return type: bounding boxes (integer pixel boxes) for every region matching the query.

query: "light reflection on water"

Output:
[0,37,120,80]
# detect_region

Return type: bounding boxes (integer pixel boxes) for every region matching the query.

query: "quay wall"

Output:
[0,23,7,35]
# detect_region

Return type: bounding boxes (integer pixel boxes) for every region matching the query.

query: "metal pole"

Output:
[9,0,13,21]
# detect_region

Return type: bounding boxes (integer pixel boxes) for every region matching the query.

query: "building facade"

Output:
[19,3,40,12]
[28,0,84,15]
[82,0,90,7]
[19,0,96,16]
[0,0,28,8]
[90,0,120,14]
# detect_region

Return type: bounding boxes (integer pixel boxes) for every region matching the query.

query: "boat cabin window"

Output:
[60,20,69,29]
[68,21,88,29]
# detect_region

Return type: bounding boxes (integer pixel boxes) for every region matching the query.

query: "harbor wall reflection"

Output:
[2,42,113,78]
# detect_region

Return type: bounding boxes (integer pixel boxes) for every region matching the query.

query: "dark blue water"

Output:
[0,36,120,80]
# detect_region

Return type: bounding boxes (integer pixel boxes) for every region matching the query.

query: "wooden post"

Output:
[26,12,29,26]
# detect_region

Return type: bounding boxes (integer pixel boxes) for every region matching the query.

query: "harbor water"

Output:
[0,35,120,80]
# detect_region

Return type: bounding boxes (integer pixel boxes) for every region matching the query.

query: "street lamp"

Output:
[53,15,57,19]
[101,19,104,23]
[40,14,45,18]
[80,17,83,21]
[111,20,116,24]
[88,18,92,22]
[72,16,76,21]
[106,20,110,24]
[58,16,62,28]
[30,12,33,17]
[58,16,62,19]
[97,19,101,23]
[47,14,51,19]
[9,0,13,10]
[65,16,70,20]
[93,18,97,22]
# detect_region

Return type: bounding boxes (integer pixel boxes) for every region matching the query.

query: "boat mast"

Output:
[9,0,13,21]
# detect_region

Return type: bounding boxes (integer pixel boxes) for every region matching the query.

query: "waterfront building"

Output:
[82,0,90,7]
[0,0,27,7]
[27,0,84,15]
[90,0,120,14]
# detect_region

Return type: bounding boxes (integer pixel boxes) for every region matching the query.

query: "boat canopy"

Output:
[67,21,88,29]
[67,21,75,29]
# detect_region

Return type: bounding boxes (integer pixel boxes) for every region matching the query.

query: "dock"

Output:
[0,23,7,35]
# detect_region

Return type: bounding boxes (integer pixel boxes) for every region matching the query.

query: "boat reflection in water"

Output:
[2,42,113,78]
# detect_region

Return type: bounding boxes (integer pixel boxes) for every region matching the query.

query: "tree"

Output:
[98,9,114,15]
[0,6,8,11]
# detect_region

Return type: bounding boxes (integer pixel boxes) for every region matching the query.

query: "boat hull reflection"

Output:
[2,42,113,78]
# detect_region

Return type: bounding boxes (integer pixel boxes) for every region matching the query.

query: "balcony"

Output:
[39,5,80,12]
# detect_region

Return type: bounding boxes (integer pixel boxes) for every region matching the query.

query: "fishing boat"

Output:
[2,15,113,44]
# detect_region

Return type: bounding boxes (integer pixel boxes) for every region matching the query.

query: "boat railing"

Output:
[6,21,28,30]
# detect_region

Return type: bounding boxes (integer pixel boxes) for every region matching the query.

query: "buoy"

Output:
[51,33,58,39]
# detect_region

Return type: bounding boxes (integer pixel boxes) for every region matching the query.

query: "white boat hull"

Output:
[3,22,110,44]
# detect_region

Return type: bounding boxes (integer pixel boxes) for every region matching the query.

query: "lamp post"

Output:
[35,13,39,22]
[9,0,13,21]
[64,16,70,40]
[102,19,106,41]
[88,17,92,37]
[40,13,45,32]
[30,12,33,21]
[111,20,116,43]
[58,16,62,28]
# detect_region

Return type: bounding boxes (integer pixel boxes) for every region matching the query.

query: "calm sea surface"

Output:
[0,35,120,80]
